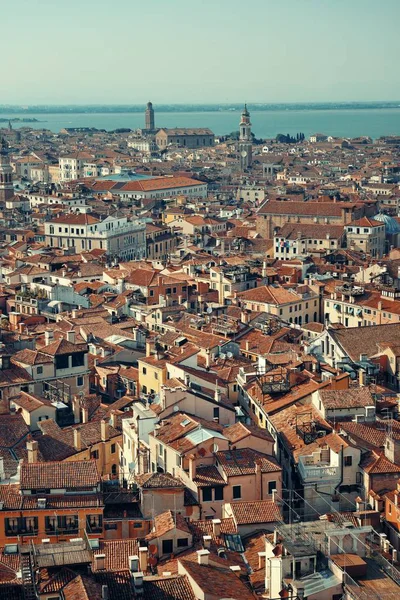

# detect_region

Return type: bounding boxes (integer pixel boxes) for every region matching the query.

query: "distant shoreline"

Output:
[1,102,400,115]
[0,117,40,122]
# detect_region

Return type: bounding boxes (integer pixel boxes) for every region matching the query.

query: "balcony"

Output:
[298,461,341,483]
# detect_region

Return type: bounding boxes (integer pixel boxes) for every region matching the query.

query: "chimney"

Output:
[262,261,267,278]
[212,518,221,538]
[241,310,250,324]
[82,406,89,424]
[214,381,221,403]
[159,386,166,409]
[101,419,109,442]
[44,330,53,345]
[273,529,278,545]
[255,461,262,500]
[94,554,106,570]
[66,330,76,344]
[188,454,196,480]
[109,411,117,428]
[359,369,366,387]
[73,428,82,451]
[245,340,250,351]
[203,535,212,549]
[355,496,365,512]
[27,439,38,464]
[197,549,210,565]
[395,492,398,508]
[139,547,148,573]
[379,533,387,549]
[72,395,81,423]
[129,555,140,572]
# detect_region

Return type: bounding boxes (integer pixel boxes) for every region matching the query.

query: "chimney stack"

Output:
[27,439,38,464]
[101,419,109,442]
[73,428,82,451]
[214,381,221,403]
[44,330,53,345]
[66,330,76,344]
[82,406,89,424]
[188,454,196,480]
[72,395,81,423]
[197,549,210,565]
[203,535,212,549]
[262,261,267,278]
[139,547,148,573]
[212,518,221,538]
[109,411,117,428]
[129,555,140,572]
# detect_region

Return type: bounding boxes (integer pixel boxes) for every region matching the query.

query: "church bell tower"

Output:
[145,101,155,132]
[0,138,14,202]
[239,104,252,171]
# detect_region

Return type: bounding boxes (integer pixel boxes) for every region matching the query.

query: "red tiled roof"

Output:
[49,214,99,225]
[229,500,282,525]
[216,449,281,476]
[146,510,191,541]
[20,460,100,490]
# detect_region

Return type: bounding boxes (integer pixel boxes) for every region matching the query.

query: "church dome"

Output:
[374,212,400,235]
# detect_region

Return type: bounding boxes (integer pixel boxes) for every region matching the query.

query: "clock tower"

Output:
[0,138,14,202]
[239,104,252,171]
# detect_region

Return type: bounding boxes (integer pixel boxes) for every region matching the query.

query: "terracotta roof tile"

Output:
[229,500,282,525]
[216,449,281,476]
[146,510,191,541]
[20,460,99,490]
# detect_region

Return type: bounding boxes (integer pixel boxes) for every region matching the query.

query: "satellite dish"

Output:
[241,151,247,158]
[262,146,269,153]
[149,544,158,555]
[207,307,213,314]
[173,405,179,412]
[220,353,226,360]
[227,351,233,359]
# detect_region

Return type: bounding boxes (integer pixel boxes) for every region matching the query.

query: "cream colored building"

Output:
[44,213,146,260]
[345,217,386,258]
[236,284,321,326]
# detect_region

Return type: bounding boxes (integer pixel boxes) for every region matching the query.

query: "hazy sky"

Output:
[3,0,400,104]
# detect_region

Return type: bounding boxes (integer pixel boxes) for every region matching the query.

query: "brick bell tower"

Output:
[0,138,14,202]
[145,101,155,132]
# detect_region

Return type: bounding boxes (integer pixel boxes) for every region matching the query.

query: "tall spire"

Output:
[239,104,252,171]
[0,139,14,202]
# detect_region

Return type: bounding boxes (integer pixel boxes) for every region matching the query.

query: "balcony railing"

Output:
[298,461,341,482]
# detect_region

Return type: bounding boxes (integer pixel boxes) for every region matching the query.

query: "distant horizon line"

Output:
[1,100,400,107]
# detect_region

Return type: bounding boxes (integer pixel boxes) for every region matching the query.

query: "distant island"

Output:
[0,102,400,114]
[0,117,40,122]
